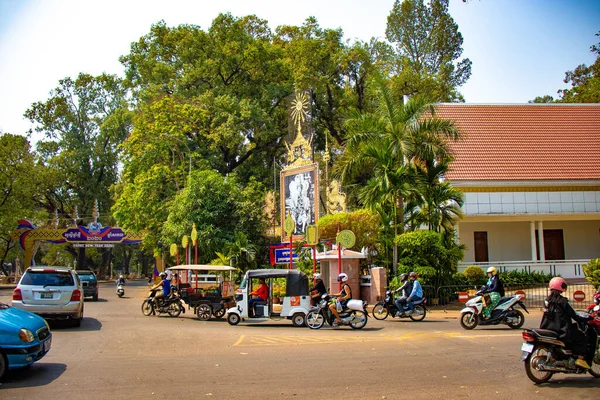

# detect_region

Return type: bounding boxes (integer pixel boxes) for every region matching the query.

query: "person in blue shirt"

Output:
[151,272,171,307]
[405,272,423,315]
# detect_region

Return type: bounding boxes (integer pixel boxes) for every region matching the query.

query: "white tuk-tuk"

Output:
[226,269,311,327]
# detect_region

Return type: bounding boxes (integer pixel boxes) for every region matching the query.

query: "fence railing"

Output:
[422,283,595,311]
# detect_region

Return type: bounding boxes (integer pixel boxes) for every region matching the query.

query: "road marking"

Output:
[232,331,520,347]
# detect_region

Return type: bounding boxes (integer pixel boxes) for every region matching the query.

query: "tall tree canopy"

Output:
[386,0,471,102]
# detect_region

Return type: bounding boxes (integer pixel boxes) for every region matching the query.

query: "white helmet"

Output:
[337,273,348,283]
[119,275,123,279]
[313,273,321,280]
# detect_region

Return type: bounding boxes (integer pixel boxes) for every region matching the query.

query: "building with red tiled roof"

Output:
[435,104,600,278]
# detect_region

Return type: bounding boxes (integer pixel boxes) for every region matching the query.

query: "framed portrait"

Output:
[280,163,319,241]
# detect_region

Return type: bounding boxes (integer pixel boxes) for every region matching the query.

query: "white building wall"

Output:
[459,220,600,264]
[463,191,600,215]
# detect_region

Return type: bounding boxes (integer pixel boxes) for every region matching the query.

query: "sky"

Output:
[0,0,599,138]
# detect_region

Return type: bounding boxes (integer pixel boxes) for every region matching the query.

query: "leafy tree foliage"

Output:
[385,0,472,101]
[532,32,600,103]
[395,230,463,288]
[0,134,40,273]
[160,169,265,266]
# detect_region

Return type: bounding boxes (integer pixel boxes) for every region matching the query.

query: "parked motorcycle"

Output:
[305,294,368,329]
[372,290,427,322]
[520,307,600,383]
[116,283,124,298]
[460,287,528,330]
[141,288,185,317]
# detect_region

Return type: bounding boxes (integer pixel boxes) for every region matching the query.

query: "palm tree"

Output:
[336,74,460,273]
[408,160,464,233]
[226,231,258,273]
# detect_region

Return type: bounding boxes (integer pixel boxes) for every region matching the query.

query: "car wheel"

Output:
[0,351,7,380]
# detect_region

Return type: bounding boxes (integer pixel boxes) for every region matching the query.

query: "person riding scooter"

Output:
[480,267,504,319]
[151,272,170,307]
[405,272,423,315]
[540,277,592,370]
[309,273,327,306]
[116,275,125,285]
[394,273,412,317]
[329,273,352,326]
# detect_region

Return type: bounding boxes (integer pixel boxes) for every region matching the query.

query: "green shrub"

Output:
[583,258,600,288]
[464,266,485,285]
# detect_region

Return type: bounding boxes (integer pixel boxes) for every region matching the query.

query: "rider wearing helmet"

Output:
[394,273,412,316]
[481,267,504,319]
[116,274,125,285]
[151,271,170,307]
[329,273,352,326]
[540,277,592,370]
[405,272,423,315]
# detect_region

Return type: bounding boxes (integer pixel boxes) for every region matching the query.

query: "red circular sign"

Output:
[573,290,586,302]
[515,290,526,300]
[458,292,469,303]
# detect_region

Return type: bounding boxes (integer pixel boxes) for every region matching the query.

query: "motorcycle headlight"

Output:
[19,328,35,343]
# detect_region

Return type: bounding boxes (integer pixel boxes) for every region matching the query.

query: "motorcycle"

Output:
[305,294,368,329]
[588,290,600,314]
[372,290,427,322]
[460,286,528,330]
[116,283,125,297]
[520,307,600,383]
[141,288,185,317]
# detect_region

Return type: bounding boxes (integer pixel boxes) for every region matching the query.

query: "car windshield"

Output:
[21,271,74,287]
[77,273,96,281]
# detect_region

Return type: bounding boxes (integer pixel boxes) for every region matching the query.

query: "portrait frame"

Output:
[280,163,319,242]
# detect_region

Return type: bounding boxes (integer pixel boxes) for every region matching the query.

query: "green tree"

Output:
[0,134,40,273]
[395,230,463,288]
[583,258,600,288]
[24,73,132,272]
[159,169,265,266]
[225,231,258,273]
[386,0,472,101]
[336,74,460,272]
[559,32,600,103]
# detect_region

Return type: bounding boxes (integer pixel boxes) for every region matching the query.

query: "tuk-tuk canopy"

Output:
[167,265,238,272]
[246,269,309,296]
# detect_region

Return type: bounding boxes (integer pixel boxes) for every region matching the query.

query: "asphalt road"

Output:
[1,281,598,399]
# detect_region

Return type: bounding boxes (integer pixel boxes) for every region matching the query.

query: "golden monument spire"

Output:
[284,91,313,170]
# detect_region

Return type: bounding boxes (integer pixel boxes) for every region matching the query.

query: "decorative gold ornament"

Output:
[284,92,313,170]
[326,180,347,214]
[263,191,277,222]
[191,224,198,246]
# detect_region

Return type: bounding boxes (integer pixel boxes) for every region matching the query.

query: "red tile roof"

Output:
[434,104,600,182]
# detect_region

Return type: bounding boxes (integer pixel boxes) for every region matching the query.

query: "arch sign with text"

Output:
[11,219,144,267]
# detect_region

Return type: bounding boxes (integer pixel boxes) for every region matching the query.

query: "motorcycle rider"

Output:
[116,274,125,286]
[481,267,504,319]
[540,277,591,370]
[405,272,423,315]
[309,273,327,305]
[394,273,412,316]
[329,273,352,326]
[151,272,170,307]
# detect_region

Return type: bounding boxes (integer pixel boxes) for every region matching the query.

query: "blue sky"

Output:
[0,0,598,138]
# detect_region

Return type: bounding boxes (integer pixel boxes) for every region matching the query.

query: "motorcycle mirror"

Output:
[594,305,600,312]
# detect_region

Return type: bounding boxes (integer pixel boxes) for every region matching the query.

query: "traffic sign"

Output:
[515,290,526,300]
[284,213,295,236]
[458,292,469,303]
[573,290,586,302]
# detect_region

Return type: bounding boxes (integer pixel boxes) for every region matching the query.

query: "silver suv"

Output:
[12,266,84,327]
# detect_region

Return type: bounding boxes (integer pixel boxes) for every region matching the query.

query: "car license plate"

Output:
[521,342,534,353]
[44,337,51,352]
[41,292,53,299]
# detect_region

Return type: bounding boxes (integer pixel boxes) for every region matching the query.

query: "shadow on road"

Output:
[1,362,67,388]
[48,317,102,332]
[85,298,108,302]
[543,376,600,388]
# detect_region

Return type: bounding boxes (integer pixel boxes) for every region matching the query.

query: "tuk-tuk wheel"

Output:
[196,304,212,321]
[214,308,226,319]
[291,313,306,327]
[227,312,241,326]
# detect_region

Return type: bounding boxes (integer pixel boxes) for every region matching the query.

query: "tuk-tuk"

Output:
[167,265,238,321]
[226,269,310,327]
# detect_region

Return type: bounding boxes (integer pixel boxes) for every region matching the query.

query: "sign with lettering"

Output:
[62,226,126,243]
[274,248,299,264]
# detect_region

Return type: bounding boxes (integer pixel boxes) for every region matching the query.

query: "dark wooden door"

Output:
[474,232,489,262]
[544,229,565,260]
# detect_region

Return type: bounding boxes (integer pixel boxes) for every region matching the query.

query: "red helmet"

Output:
[548,277,567,292]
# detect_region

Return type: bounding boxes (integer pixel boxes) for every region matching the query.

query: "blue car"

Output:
[0,301,52,379]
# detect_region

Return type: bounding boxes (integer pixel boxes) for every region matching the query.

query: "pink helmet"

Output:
[549,277,567,292]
